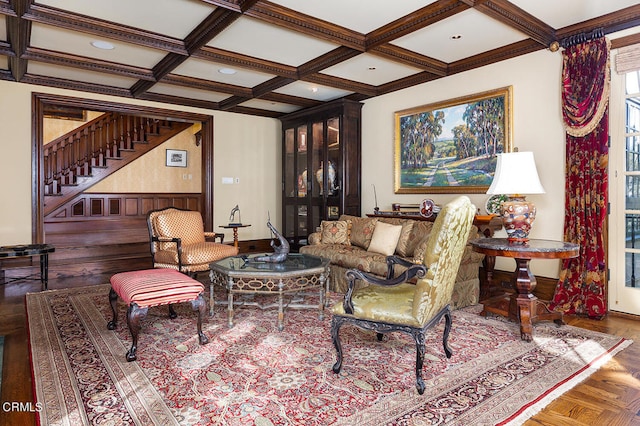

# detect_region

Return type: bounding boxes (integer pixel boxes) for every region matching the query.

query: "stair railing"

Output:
[43,113,164,195]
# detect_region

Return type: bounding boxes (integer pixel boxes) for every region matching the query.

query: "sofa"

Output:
[299,214,485,310]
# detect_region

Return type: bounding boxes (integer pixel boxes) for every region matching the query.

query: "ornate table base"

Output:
[480,258,564,341]
[470,238,579,342]
[209,254,330,331]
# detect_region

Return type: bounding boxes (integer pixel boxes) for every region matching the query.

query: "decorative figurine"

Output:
[244,219,289,263]
[229,204,241,226]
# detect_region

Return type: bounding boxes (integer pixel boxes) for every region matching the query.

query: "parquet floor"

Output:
[1,276,639,426]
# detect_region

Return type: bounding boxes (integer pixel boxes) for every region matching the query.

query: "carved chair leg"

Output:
[107,288,118,330]
[376,332,384,341]
[414,331,427,395]
[331,316,344,374]
[168,304,177,319]
[125,303,148,362]
[442,308,453,358]
[191,293,209,345]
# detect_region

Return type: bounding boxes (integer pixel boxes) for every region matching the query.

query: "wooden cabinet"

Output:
[280,99,362,249]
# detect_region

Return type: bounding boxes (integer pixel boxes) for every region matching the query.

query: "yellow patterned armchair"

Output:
[331,196,476,394]
[147,207,238,276]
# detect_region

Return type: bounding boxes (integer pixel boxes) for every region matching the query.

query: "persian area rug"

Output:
[27,284,631,426]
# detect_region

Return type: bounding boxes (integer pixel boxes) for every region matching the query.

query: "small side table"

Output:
[219,224,251,249]
[0,244,55,290]
[470,238,579,342]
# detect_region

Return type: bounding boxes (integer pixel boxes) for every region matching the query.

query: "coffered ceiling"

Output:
[1,0,639,117]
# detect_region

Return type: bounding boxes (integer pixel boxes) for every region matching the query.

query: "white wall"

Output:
[0,81,281,245]
[361,49,566,278]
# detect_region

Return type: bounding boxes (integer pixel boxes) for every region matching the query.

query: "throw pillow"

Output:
[395,220,415,257]
[348,217,378,249]
[320,220,352,245]
[367,221,403,256]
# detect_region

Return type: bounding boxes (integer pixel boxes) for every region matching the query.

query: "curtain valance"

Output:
[561,38,610,137]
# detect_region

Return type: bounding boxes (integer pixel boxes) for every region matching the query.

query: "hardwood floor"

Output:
[1,276,639,425]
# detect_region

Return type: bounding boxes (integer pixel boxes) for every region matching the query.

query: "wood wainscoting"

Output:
[39,192,205,282]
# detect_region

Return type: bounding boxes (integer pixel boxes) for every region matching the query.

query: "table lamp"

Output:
[487,151,545,243]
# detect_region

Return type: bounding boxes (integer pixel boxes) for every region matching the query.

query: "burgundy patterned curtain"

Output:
[549,37,610,319]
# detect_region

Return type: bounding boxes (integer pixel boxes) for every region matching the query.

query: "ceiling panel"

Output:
[206,17,339,67]
[274,80,353,101]
[320,53,423,86]
[27,62,138,88]
[0,15,6,42]
[391,9,530,63]
[510,0,640,29]
[238,98,300,114]
[268,0,438,34]
[37,0,215,39]
[146,83,230,103]
[173,57,275,87]
[30,24,168,69]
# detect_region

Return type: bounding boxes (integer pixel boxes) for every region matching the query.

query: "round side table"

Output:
[470,238,579,342]
[219,224,251,248]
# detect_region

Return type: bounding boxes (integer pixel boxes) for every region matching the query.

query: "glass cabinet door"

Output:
[326,116,340,219]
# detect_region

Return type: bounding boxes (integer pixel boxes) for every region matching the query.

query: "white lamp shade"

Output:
[487,151,545,195]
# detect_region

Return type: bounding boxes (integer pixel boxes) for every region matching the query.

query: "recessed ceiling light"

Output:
[310,87,319,93]
[218,68,237,75]
[90,40,115,50]
[450,34,462,40]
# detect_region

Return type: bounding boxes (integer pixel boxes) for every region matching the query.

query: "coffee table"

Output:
[209,253,330,330]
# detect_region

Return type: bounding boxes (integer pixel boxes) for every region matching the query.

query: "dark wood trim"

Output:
[370,44,447,76]
[556,4,640,42]
[23,47,156,80]
[448,39,543,75]
[366,0,468,49]
[194,46,299,79]
[25,3,187,54]
[246,2,365,51]
[476,0,555,47]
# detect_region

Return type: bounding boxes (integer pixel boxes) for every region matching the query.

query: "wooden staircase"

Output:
[36,113,196,281]
[44,113,192,217]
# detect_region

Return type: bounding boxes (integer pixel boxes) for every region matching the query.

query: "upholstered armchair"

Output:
[147,207,238,276]
[330,196,476,394]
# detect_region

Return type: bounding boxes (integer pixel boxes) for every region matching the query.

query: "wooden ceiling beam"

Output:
[24,4,187,54]
[246,1,365,51]
[23,47,156,80]
[6,0,29,81]
[194,46,298,79]
[475,0,555,47]
[161,74,253,97]
[366,0,468,49]
[370,44,448,76]
[448,38,542,75]
[303,73,378,97]
[556,4,640,43]
[297,46,361,77]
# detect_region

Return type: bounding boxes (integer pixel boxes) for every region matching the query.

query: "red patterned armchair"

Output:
[147,207,238,276]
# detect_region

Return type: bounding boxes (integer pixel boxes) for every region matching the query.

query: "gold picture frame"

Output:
[394,86,513,194]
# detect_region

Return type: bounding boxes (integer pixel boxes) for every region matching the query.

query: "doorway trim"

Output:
[32,93,214,242]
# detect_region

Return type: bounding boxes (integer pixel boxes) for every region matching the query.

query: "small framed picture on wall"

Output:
[166,149,187,167]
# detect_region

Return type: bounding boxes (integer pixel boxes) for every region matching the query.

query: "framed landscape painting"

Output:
[394,86,513,194]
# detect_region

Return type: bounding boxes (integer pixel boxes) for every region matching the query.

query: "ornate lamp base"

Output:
[499,196,536,244]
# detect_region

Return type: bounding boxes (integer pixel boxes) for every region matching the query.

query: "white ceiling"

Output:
[1,0,639,117]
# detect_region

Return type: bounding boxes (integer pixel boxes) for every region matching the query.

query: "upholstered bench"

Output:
[107,268,209,361]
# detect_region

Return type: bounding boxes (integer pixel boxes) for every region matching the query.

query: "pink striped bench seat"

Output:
[107,269,209,361]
